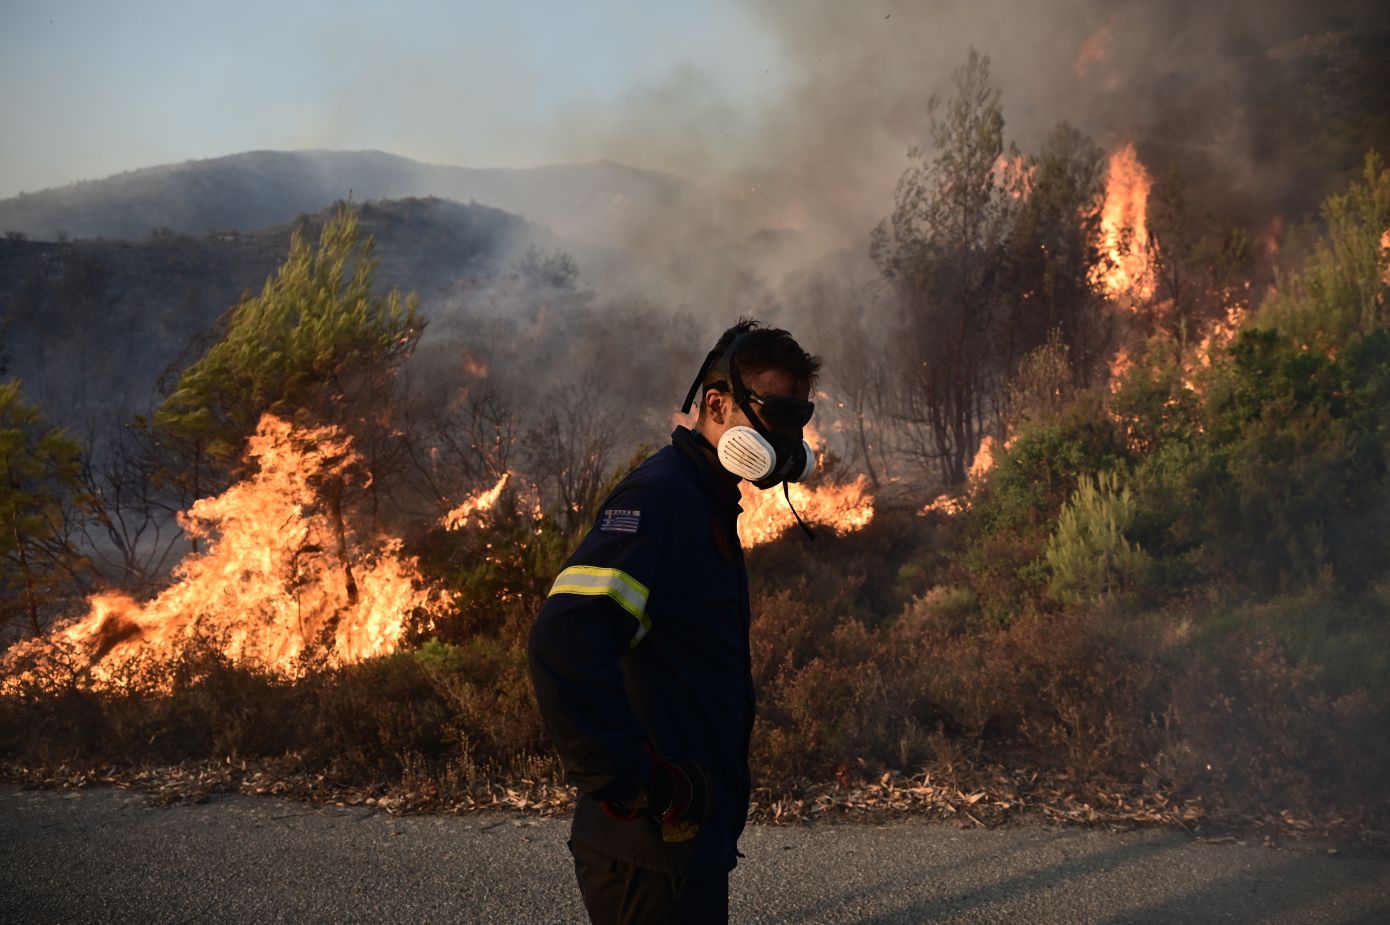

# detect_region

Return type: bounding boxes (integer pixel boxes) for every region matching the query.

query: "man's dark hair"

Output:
[701,319,822,398]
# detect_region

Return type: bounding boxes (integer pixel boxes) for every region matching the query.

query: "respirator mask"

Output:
[680,334,818,491]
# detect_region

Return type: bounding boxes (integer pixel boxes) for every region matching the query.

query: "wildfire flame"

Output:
[738,476,874,548]
[1381,229,1389,286]
[1108,345,1134,394]
[968,435,998,482]
[442,473,510,529]
[10,415,446,687]
[1193,300,1248,372]
[919,436,1002,517]
[1075,19,1114,77]
[460,348,489,379]
[994,154,1035,199]
[1090,143,1156,305]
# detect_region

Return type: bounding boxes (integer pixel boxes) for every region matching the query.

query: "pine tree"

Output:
[872,48,1017,485]
[0,380,90,636]
[155,204,422,471]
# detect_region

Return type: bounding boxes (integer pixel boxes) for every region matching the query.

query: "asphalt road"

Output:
[2,786,1387,924]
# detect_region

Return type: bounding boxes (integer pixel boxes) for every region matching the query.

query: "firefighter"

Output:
[527,319,821,924]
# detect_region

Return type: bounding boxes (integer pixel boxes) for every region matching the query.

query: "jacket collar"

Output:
[671,426,742,511]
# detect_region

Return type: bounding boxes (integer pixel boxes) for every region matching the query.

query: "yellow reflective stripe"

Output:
[548,566,653,648]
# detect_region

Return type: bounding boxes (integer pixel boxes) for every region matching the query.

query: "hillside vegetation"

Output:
[1,157,1385,841]
[0,197,533,430]
[1,53,1387,844]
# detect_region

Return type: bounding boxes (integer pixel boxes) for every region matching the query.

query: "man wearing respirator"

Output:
[528,319,821,924]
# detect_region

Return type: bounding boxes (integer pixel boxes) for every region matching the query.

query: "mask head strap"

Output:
[680,333,750,415]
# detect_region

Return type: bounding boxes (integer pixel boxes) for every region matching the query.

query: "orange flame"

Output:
[460,348,489,380]
[738,476,874,548]
[1090,143,1156,305]
[994,154,1035,199]
[1193,301,1247,373]
[1381,229,1389,286]
[1075,19,1114,77]
[442,473,510,530]
[967,435,998,481]
[1108,345,1134,394]
[919,436,1002,517]
[11,415,446,687]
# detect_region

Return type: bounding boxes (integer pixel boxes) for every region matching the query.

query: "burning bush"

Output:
[3,415,449,691]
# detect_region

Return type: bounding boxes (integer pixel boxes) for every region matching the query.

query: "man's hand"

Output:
[599,750,712,843]
[652,755,712,843]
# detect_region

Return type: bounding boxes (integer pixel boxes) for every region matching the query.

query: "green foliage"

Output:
[1045,470,1150,605]
[973,391,1130,533]
[1108,335,1202,456]
[1005,332,1076,431]
[411,634,539,756]
[1192,327,1390,589]
[1103,152,1390,595]
[951,393,1131,623]
[155,205,421,464]
[1259,151,1390,351]
[411,637,466,674]
[0,379,90,636]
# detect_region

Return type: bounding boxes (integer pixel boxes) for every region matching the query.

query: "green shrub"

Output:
[1045,470,1150,605]
[1258,151,1390,352]
[955,392,1130,621]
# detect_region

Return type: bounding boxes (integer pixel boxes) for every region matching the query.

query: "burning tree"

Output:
[151,204,423,590]
[872,51,1115,486]
[153,204,422,500]
[872,48,1018,486]
[0,204,449,679]
[38,415,447,682]
[998,124,1111,390]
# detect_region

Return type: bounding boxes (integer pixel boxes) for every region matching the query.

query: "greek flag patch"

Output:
[599,508,641,535]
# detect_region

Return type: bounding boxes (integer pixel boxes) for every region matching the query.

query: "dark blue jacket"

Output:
[527,426,754,876]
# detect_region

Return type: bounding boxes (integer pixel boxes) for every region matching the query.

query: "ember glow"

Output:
[12,415,446,686]
[459,349,489,380]
[1090,143,1156,305]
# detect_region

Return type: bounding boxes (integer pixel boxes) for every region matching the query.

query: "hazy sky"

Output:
[5,0,1369,239]
[0,0,789,197]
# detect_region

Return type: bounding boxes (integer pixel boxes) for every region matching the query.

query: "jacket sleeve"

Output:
[526,481,671,804]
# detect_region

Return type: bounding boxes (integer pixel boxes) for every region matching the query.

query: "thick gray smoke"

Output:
[554,0,1388,270]
[538,0,1389,497]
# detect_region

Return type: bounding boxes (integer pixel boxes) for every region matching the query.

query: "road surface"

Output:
[2,786,1386,923]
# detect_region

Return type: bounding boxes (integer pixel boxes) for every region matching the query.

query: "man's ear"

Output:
[705,389,727,425]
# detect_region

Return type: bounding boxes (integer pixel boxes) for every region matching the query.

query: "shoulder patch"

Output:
[599,508,642,535]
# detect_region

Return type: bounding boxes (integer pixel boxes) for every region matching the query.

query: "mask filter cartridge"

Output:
[716,426,776,482]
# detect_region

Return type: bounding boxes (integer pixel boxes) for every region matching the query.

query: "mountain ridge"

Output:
[0,149,697,245]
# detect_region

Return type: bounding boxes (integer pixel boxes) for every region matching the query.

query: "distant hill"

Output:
[0,197,536,431]
[0,150,695,246]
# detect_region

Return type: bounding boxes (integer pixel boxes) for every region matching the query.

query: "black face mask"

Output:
[735,388,815,490]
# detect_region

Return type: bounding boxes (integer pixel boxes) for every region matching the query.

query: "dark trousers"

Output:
[570,842,729,925]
